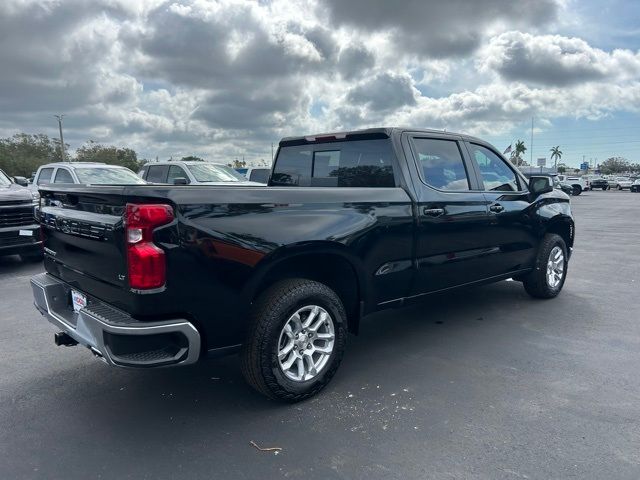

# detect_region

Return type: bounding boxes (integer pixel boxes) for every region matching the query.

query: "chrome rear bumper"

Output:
[30,273,200,368]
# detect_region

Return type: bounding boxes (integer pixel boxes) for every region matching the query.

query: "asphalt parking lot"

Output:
[1,190,639,480]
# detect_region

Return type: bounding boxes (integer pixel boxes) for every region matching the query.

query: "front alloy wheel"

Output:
[546,246,565,289]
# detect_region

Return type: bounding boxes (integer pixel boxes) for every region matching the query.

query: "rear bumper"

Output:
[30,273,201,368]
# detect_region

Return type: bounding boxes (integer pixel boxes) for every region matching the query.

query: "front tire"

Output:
[240,278,347,401]
[572,185,582,196]
[523,234,568,299]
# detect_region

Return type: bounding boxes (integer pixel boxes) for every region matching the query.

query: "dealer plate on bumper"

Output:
[71,290,87,313]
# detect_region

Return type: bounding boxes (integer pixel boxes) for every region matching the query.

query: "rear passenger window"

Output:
[37,168,54,185]
[468,144,521,192]
[271,139,395,187]
[146,165,169,183]
[249,169,270,183]
[411,138,470,191]
[53,168,74,183]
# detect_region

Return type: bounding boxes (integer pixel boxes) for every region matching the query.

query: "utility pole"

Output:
[530,117,534,168]
[54,114,66,162]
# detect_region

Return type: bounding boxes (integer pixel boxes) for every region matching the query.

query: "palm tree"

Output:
[550,146,563,171]
[510,140,527,166]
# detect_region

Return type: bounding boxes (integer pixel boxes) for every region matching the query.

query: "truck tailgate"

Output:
[39,187,128,289]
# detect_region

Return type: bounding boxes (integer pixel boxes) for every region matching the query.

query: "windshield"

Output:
[0,170,11,186]
[74,167,146,185]
[186,163,248,182]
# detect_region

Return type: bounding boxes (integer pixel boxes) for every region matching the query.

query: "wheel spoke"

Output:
[281,351,297,370]
[296,357,305,379]
[309,311,327,332]
[303,353,317,377]
[283,323,294,339]
[315,345,332,354]
[278,340,294,359]
[315,332,334,340]
[302,306,319,328]
[290,313,303,333]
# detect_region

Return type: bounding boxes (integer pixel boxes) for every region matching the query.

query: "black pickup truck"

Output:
[0,168,43,261]
[31,128,574,401]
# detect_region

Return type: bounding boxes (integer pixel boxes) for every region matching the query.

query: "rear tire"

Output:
[240,278,347,402]
[523,234,568,299]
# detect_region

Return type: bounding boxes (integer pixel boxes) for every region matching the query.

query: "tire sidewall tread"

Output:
[240,278,347,402]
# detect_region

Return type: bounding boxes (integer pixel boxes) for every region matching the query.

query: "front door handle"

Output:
[489,203,505,213]
[423,207,445,217]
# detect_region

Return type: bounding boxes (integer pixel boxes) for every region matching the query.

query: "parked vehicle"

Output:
[0,168,42,261]
[557,175,589,195]
[31,162,146,187]
[31,128,574,401]
[589,177,609,190]
[631,178,640,193]
[611,177,633,190]
[523,173,573,196]
[236,167,271,184]
[139,161,261,185]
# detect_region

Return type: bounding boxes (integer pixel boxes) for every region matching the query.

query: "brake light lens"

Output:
[125,204,174,290]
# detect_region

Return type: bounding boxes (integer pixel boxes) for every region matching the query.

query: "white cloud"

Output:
[0,0,639,163]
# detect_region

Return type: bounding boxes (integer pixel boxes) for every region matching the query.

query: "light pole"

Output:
[54,114,67,162]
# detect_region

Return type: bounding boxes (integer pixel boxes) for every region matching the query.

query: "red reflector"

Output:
[125,203,174,290]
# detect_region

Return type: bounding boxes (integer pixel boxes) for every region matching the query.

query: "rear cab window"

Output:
[146,165,170,183]
[271,139,396,187]
[53,168,74,183]
[37,167,54,185]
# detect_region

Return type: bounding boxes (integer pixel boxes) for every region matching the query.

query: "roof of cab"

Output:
[38,162,126,169]
[279,127,487,146]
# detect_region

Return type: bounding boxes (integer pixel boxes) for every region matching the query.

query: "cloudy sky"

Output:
[1,0,639,167]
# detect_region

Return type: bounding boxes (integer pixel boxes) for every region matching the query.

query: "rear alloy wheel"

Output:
[240,278,347,401]
[523,234,568,299]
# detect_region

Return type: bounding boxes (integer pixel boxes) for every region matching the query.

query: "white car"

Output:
[611,177,633,190]
[138,161,262,186]
[556,175,589,195]
[31,162,146,190]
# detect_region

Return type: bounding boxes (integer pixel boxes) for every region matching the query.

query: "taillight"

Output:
[125,203,174,290]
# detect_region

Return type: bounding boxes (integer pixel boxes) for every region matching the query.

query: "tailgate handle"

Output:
[423,208,445,217]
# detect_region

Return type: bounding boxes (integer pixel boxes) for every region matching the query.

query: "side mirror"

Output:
[529,176,554,196]
[13,176,28,186]
[172,177,188,185]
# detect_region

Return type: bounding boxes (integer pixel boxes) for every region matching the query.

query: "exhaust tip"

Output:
[54,332,78,347]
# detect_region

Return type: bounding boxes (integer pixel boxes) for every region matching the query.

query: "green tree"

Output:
[227,158,247,169]
[0,133,62,177]
[550,146,563,169]
[599,157,629,174]
[557,163,567,174]
[510,140,527,166]
[75,141,142,172]
[181,155,205,162]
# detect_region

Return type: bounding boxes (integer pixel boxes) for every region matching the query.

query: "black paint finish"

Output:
[36,128,574,355]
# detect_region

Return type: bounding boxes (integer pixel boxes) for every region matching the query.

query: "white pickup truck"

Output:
[557,175,589,195]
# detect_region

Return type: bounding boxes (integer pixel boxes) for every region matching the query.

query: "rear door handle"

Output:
[423,208,445,217]
[489,203,504,213]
